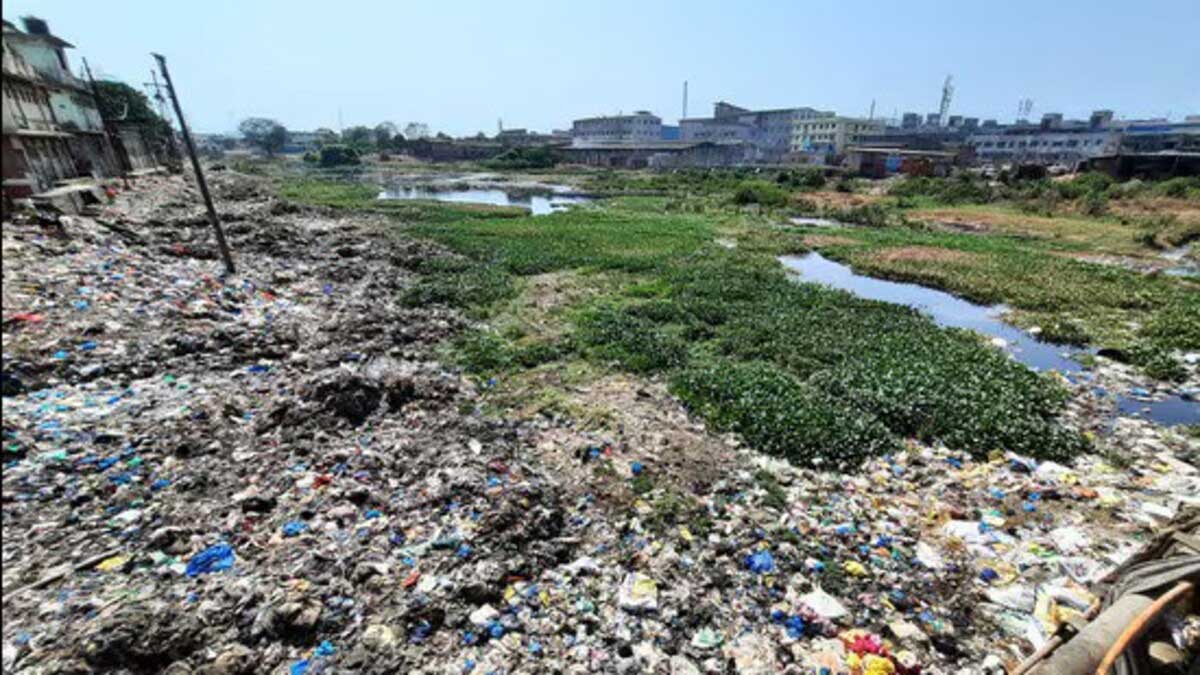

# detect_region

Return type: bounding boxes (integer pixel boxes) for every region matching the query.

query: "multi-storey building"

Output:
[571,111,662,144]
[790,116,884,158]
[2,17,120,203]
[681,101,832,161]
[966,112,1123,167]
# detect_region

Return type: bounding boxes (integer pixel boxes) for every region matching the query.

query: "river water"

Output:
[378,186,590,216]
[780,252,1199,426]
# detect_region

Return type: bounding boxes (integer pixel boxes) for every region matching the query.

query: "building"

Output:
[571,111,662,144]
[790,116,884,159]
[1118,119,1200,153]
[844,146,962,178]
[681,101,833,161]
[2,17,123,206]
[559,139,751,169]
[1083,151,1200,180]
[282,130,322,154]
[966,112,1123,167]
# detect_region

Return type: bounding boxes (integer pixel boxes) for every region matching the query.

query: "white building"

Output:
[682,101,832,161]
[791,116,884,158]
[571,111,662,144]
[966,113,1122,167]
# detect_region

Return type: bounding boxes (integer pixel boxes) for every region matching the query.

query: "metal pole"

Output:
[81,57,131,187]
[145,70,182,166]
[152,52,235,276]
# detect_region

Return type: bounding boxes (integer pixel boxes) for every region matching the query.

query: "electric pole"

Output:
[152,52,235,276]
[81,57,130,185]
[144,69,182,165]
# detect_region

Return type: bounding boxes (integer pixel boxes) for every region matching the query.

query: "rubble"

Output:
[3,171,1198,673]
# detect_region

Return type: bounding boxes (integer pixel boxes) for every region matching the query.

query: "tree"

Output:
[403,122,431,140]
[93,80,173,147]
[238,117,288,157]
[313,127,339,147]
[374,122,398,148]
[342,125,373,150]
[318,145,360,167]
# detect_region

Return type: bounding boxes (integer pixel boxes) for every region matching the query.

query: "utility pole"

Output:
[152,52,235,276]
[81,57,130,186]
[682,80,688,120]
[144,70,182,166]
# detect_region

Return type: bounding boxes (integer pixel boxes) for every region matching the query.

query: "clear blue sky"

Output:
[5,0,1198,135]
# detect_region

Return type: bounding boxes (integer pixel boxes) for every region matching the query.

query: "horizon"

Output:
[3,0,1198,136]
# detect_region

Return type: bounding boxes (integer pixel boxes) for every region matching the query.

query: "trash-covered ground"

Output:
[3,171,1199,674]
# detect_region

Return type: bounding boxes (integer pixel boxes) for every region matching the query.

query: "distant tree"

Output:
[94,80,173,147]
[474,131,487,140]
[238,117,288,157]
[313,127,339,147]
[435,132,452,140]
[403,122,431,140]
[342,125,373,150]
[318,144,361,167]
[374,122,398,148]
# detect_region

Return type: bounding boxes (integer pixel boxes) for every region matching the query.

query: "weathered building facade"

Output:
[790,116,884,159]
[681,101,832,162]
[2,17,122,204]
[571,112,662,143]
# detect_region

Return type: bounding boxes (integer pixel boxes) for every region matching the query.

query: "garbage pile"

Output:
[3,172,1199,674]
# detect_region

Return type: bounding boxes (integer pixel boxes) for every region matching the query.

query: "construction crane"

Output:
[938,75,954,127]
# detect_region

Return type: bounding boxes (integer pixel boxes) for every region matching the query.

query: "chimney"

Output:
[21,16,50,35]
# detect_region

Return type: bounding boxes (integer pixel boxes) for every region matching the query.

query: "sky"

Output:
[5,0,1198,135]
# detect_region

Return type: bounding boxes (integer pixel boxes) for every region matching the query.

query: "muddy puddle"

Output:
[780,252,1199,427]
[378,185,590,215]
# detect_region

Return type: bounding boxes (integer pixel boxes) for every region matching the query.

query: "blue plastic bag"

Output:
[186,543,235,577]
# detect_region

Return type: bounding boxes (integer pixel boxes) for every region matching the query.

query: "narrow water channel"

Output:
[780,252,1199,427]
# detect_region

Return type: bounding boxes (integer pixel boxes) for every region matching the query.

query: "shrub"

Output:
[889,175,992,204]
[1080,190,1108,216]
[732,180,788,207]
[1056,172,1114,200]
[775,168,826,190]
[1153,176,1200,199]
[484,146,558,170]
[318,144,361,167]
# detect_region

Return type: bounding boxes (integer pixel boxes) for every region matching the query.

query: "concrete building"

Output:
[559,140,752,169]
[966,112,1122,167]
[845,146,961,178]
[790,116,884,159]
[2,17,122,206]
[571,111,662,144]
[1118,119,1200,153]
[681,101,832,161]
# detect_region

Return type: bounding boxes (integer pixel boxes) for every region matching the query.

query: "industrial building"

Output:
[790,116,884,160]
[966,112,1123,167]
[681,101,832,162]
[571,111,662,144]
[559,140,751,169]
